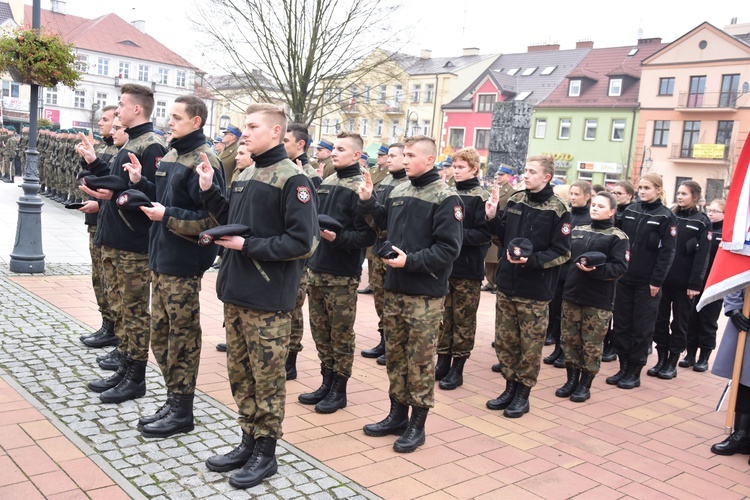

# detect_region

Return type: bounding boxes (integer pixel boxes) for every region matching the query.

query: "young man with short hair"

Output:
[300,131,375,413]
[484,155,571,418]
[358,135,462,453]
[199,104,318,489]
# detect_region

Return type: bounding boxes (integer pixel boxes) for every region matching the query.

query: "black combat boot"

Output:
[555,365,580,398]
[657,352,680,379]
[544,332,555,346]
[80,319,114,342]
[504,384,531,418]
[361,330,385,358]
[693,349,712,372]
[315,373,348,414]
[82,321,118,348]
[393,406,428,453]
[606,357,629,385]
[138,391,174,428]
[617,364,642,390]
[647,348,668,376]
[216,343,227,352]
[678,347,697,368]
[206,431,255,472]
[88,355,128,393]
[543,344,562,365]
[141,393,194,438]
[486,379,518,410]
[98,348,124,371]
[711,413,750,455]
[285,351,298,381]
[434,354,451,381]
[298,366,334,405]
[228,437,278,489]
[553,352,566,369]
[439,358,466,390]
[570,371,594,403]
[491,363,502,373]
[100,359,147,403]
[363,397,409,437]
[376,353,386,366]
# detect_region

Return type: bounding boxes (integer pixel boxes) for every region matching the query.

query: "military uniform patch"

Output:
[580,257,588,266]
[199,234,212,246]
[707,231,713,241]
[155,156,163,169]
[625,250,630,262]
[561,222,572,235]
[670,226,677,237]
[513,247,521,257]
[117,193,128,206]
[297,186,311,203]
[454,206,463,221]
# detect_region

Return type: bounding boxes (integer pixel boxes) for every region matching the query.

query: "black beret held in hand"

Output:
[318,214,344,233]
[64,202,86,210]
[577,251,608,268]
[80,174,129,192]
[508,237,533,259]
[198,224,253,247]
[377,240,398,260]
[115,189,154,211]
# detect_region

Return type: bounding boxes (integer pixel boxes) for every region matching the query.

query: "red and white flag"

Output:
[697,131,750,311]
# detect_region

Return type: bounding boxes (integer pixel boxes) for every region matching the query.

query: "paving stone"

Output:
[332,486,357,499]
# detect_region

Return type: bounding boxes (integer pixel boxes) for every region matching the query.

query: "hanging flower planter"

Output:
[0,26,80,89]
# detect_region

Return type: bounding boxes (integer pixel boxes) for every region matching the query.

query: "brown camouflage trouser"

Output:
[438,277,481,358]
[371,257,386,332]
[88,226,112,322]
[225,304,289,439]
[307,271,359,378]
[289,269,309,353]
[150,272,202,394]
[100,245,151,361]
[384,291,443,408]
[560,300,611,374]
[494,292,549,388]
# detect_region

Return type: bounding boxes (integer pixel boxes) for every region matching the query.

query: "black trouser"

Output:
[612,281,662,366]
[654,283,692,354]
[686,293,722,351]
[737,383,750,414]
[546,280,564,342]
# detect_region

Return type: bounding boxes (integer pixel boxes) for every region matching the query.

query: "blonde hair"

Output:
[639,173,665,203]
[527,154,555,177]
[245,103,287,132]
[404,135,437,156]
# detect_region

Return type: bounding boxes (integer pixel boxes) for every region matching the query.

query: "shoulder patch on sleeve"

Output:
[707,231,713,241]
[561,222,572,236]
[625,250,630,262]
[453,205,464,221]
[297,185,311,204]
[155,156,163,169]
[670,225,677,238]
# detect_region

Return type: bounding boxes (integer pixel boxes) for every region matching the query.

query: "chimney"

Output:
[462,47,480,57]
[638,37,662,45]
[131,20,146,33]
[576,40,594,49]
[527,43,560,52]
[731,17,738,24]
[420,49,432,59]
[51,0,66,14]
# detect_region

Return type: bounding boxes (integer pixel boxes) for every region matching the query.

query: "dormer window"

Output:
[609,78,622,97]
[507,68,520,76]
[521,67,537,76]
[569,79,581,97]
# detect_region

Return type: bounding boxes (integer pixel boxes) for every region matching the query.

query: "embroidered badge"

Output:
[454,206,463,221]
[513,246,521,257]
[117,193,128,206]
[199,234,212,246]
[670,226,677,237]
[297,186,311,203]
[155,156,163,169]
[561,223,572,236]
[625,250,630,262]
[580,257,588,266]
[707,231,713,241]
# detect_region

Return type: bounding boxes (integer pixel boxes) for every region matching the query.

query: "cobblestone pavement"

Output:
[0,274,377,500]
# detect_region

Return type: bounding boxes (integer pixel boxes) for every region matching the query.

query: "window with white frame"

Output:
[448,128,465,149]
[333,119,340,132]
[535,119,547,138]
[611,119,625,141]
[346,118,354,131]
[96,92,108,108]
[322,119,331,134]
[158,68,169,85]
[2,81,20,98]
[375,119,383,136]
[476,94,495,112]
[577,171,593,182]
[363,86,371,102]
[45,87,57,105]
[75,53,89,72]
[176,71,186,87]
[584,119,597,140]
[155,100,167,119]
[424,84,434,103]
[361,118,369,136]
[97,57,109,76]
[421,120,431,136]
[411,84,421,103]
[118,61,130,78]
[390,119,399,136]
[475,129,490,150]
[609,78,622,97]
[394,85,403,103]
[559,118,571,139]
[74,90,86,109]
[408,119,419,136]
[378,85,387,104]
[568,79,581,97]
[138,64,150,82]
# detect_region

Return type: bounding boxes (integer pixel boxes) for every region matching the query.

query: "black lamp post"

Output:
[9,0,45,273]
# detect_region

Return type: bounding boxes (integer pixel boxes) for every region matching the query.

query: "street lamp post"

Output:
[639,146,653,179]
[9,0,45,273]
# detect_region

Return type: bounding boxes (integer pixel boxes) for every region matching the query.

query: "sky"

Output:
[41,0,746,73]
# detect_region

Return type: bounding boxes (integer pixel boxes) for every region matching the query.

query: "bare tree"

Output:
[194,0,406,125]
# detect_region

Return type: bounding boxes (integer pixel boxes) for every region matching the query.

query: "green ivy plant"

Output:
[0,25,81,89]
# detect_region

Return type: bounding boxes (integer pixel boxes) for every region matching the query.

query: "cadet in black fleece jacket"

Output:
[651,180,712,380]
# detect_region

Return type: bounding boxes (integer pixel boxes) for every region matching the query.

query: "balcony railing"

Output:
[677,91,739,109]
[384,101,404,114]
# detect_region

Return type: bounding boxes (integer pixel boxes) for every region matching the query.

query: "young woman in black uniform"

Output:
[649,180,712,379]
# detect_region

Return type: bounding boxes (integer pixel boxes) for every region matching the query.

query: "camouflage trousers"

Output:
[384,291,443,408]
[289,269,309,353]
[560,300,610,374]
[88,226,112,322]
[438,277,481,358]
[494,292,549,388]
[150,272,202,394]
[307,271,359,378]
[100,245,151,361]
[371,256,386,332]
[224,303,290,439]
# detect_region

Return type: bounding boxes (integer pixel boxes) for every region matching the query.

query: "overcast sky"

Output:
[47,0,745,73]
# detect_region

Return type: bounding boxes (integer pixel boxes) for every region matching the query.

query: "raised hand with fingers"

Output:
[76,132,96,164]
[485,185,499,220]
[358,168,373,201]
[122,152,143,184]
[195,152,215,191]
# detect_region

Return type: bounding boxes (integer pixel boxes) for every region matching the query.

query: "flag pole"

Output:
[725,287,750,433]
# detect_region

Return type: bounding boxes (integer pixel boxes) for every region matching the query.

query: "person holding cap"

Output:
[314,139,335,179]
[219,124,242,192]
[555,191,629,403]
[484,154,571,418]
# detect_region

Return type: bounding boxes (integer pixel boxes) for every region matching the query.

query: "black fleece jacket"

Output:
[451,177,491,281]
[664,206,712,291]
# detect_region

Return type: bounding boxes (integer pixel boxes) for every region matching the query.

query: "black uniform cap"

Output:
[508,238,533,259]
[318,214,344,233]
[115,189,153,211]
[80,174,129,192]
[576,251,607,268]
[198,224,253,247]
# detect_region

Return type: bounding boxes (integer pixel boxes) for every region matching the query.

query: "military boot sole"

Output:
[393,433,425,453]
[616,379,640,389]
[710,442,750,456]
[314,398,347,414]
[361,345,385,358]
[693,363,709,372]
[83,334,119,348]
[99,384,146,404]
[206,453,254,473]
[363,421,408,437]
[503,403,530,418]
[228,460,278,489]
[376,355,386,366]
[88,378,123,393]
[141,421,195,439]
[657,370,677,380]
